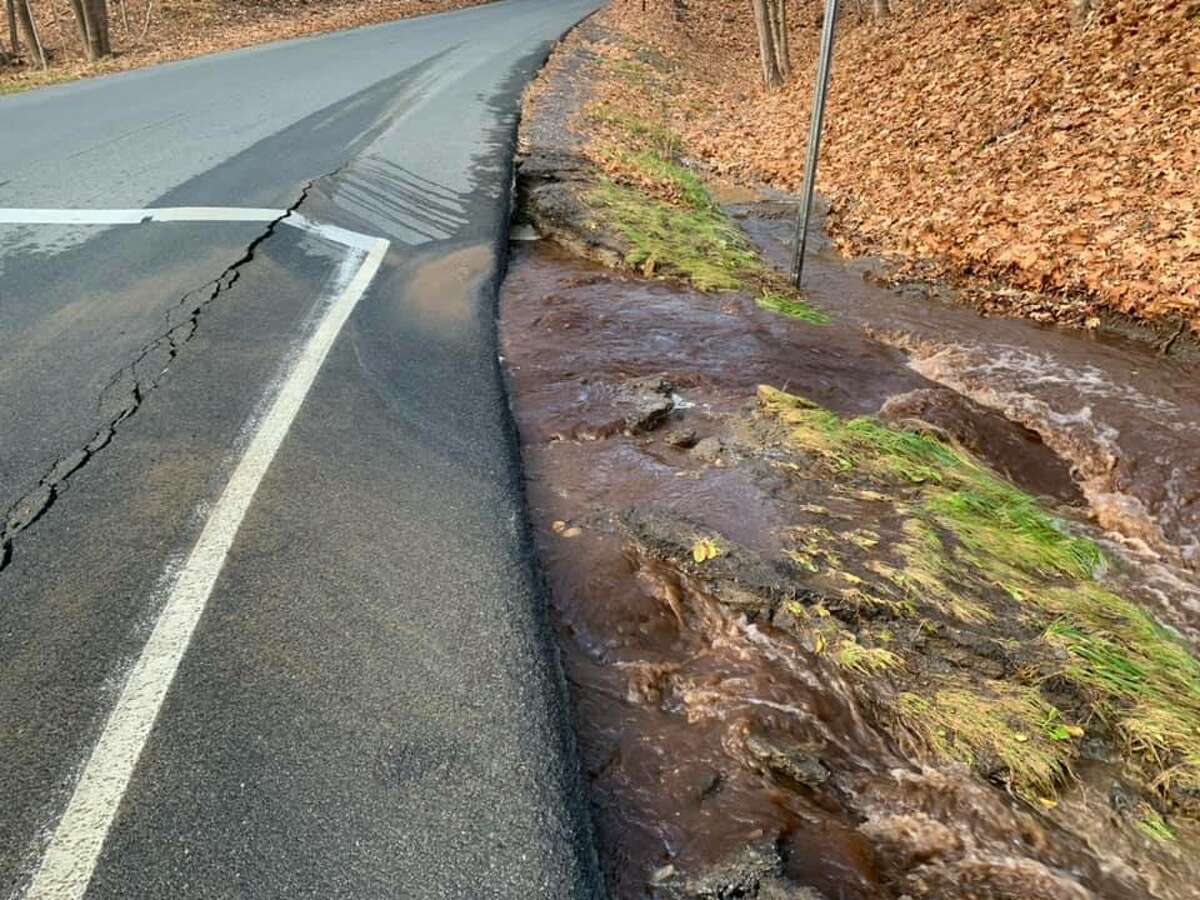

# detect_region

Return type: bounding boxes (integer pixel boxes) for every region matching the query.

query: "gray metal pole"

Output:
[790,0,840,288]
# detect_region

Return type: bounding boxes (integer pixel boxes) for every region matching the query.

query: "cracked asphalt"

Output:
[0,1,603,896]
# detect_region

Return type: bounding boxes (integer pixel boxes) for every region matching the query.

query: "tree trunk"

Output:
[90,0,111,56]
[1072,0,1094,25]
[769,0,790,77]
[77,0,111,60]
[6,0,21,56]
[14,0,46,67]
[751,0,784,91]
[872,0,890,22]
[68,0,89,47]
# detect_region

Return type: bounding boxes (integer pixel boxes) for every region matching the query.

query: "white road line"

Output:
[4,208,391,900]
[0,207,286,226]
[0,207,382,251]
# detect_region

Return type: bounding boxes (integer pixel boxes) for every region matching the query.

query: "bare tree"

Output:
[752,0,787,90]
[68,0,89,45]
[13,0,47,68]
[91,0,110,53]
[5,0,21,57]
[70,0,112,60]
[770,0,790,77]
[872,0,890,22]
[137,0,153,43]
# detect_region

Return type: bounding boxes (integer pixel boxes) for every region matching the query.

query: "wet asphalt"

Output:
[0,1,603,896]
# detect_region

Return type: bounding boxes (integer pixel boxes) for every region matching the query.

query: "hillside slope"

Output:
[604,0,1199,335]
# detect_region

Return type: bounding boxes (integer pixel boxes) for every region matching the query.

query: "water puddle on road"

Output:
[500,207,1200,898]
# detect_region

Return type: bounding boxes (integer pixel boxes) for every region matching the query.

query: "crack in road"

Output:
[0,182,318,576]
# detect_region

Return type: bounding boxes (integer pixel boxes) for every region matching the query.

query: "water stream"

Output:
[500,205,1200,898]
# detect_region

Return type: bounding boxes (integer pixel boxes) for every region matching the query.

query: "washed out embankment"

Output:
[501,16,1200,900]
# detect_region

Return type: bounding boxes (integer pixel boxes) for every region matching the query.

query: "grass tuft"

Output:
[614,149,715,211]
[587,105,684,159]
[925,477,1104,581]
[588,180,760,291]
[757,385,963,485]
[1137,808,1177,842]
[1037,584,1200,790]
[897,683,1075,799]
[761,386,1200,798]
[836,637,903,675]
[893,518,994,623]
[757,292,832,325]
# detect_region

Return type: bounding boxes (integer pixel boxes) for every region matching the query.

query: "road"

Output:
[0,1,603,896]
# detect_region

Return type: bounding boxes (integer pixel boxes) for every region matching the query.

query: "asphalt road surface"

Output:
[0,2,604,896]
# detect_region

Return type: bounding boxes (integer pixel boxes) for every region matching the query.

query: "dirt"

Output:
[500,16,1200,900]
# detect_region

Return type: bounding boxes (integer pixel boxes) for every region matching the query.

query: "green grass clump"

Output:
[757,386,962,484]
[836,636,903,675]
[897,683,1076,799]
[1037,584,1200,790]
[761,386,1200,797]
[587,105,684,158]
[588,180,760,291]
[757,292,832,325]
[1138,808,1176,841]
[893,518,994,623]
[606,57,664,86]
[925,477,1105,581]
[758,385,1103,579]
[604,151,715,214]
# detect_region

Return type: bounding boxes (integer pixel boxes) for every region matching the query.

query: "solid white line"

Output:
[0,207,286,226]
[0,207,377,251]
[24,235,391,900]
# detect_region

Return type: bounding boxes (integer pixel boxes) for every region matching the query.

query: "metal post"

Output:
[790,0,840,288]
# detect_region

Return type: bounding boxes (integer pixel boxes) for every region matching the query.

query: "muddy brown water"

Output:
[501,214,1200,897]
[737,202,1200,633]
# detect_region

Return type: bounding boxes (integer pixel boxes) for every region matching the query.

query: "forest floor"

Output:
[593,0,1199,344]
[504,12,1200,898]
[0,0,492,95]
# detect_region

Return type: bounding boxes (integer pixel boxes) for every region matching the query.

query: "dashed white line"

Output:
[2,208,390,900]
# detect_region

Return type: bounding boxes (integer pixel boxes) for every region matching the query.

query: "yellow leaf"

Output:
[692,538,721,563]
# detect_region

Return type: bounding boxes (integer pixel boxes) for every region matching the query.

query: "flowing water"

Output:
[500,207,1200,898]
[738,201,1200,637]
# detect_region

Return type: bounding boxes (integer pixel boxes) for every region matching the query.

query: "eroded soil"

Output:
[501,238,1200,898]
[501,17,1200,900]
